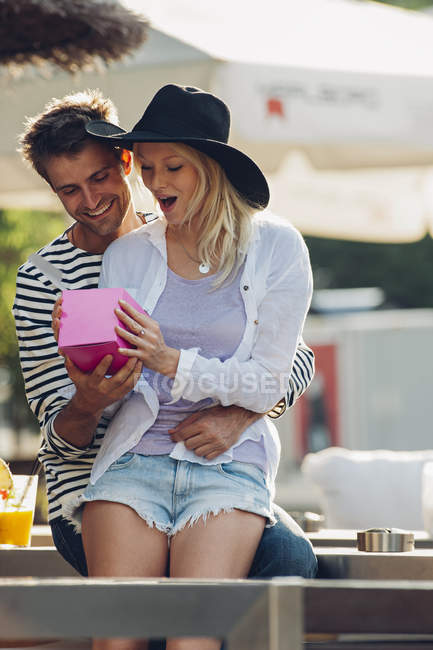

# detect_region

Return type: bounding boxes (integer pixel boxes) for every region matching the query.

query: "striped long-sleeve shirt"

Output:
[12,226,315,524]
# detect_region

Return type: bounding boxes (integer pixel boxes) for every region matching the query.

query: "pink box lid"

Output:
[58,288,144,348]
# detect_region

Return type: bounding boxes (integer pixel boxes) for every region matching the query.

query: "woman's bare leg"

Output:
[167,509,265,650]
[82,501,168,650]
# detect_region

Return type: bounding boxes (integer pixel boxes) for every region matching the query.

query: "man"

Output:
[13,90,317,582]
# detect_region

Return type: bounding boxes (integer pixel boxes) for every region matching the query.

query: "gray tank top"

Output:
[131,265,266,470]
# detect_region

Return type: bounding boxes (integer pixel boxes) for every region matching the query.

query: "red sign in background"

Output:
[295,343,339,460]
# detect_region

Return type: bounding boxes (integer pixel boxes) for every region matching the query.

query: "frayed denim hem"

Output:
[62,495,84,535]
[170,502,275,537]
[63,495,173,537]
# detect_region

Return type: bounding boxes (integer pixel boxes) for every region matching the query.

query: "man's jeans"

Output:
[51,503,317,647]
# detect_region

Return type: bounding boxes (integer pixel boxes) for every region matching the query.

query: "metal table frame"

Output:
[0,577,303,649]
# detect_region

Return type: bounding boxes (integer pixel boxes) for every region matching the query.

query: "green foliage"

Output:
[0,208,64,431]
[305,235,433,309]
[374,0,433,8]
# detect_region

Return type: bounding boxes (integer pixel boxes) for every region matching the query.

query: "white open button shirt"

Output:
[90,214,313,497]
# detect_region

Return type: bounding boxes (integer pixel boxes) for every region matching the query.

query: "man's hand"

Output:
[54,354,142,448]
[66,354,142,416]
[169,405,262,460]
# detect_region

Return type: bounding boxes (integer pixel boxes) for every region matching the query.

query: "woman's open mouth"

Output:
[158,196,177,212]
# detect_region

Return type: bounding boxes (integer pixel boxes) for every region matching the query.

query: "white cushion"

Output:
[421,461,433,537]
[301,446,433,530]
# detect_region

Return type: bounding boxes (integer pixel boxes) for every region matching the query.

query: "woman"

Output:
[78,84,313,650]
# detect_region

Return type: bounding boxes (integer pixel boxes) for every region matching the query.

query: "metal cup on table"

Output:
[357,527,415,552]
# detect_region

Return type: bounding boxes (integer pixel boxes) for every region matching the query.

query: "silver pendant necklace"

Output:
[177,238,210,274]
[198,262,210,274]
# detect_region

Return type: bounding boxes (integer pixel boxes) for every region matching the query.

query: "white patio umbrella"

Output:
[3,0,433,241]
[268,151,433,242]
[129,0,433,170]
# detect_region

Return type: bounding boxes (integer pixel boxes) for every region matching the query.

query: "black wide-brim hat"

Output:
[85,84,269,208]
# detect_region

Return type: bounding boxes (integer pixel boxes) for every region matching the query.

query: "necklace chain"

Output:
[176,238,201,264]
[174,235,210,274]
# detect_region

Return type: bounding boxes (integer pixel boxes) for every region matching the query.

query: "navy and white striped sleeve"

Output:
[286,337,315,407]
[267,337,315,418]
[12,264,91,459]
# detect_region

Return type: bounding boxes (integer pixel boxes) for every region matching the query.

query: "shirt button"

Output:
[243,285,249,291]
[254,319,259,325]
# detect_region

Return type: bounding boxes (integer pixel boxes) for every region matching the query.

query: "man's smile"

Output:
[83,198,115,218]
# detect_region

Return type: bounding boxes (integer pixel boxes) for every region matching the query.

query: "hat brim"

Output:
[86,120,269,208]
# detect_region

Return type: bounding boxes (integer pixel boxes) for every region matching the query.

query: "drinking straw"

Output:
[16,475,35,510]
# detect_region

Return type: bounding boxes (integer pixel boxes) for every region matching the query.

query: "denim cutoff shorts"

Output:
[78,453,275,536]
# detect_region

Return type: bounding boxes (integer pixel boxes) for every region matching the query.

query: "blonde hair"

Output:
[134,142,263,287]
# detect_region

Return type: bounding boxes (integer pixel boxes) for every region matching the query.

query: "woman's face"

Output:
[135,142,199,225]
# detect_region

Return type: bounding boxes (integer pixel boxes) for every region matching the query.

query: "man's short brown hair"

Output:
[19,89,119,184]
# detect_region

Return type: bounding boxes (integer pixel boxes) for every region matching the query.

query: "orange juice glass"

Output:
[0,475,38,546]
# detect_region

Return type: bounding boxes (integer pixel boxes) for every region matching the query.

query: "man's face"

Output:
[44,141,132,242]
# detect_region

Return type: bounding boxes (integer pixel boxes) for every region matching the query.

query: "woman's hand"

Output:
[51,296,63,343]
[115,299,180,378]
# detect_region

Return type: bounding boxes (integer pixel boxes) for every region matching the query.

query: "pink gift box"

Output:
[58,288,146,374]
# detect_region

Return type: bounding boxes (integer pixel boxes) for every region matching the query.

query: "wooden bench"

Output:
[5,545,433,581]
[30,526,54,548]
[31,523,433,551]
[316,546,433,580]
[0,547,78,578]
